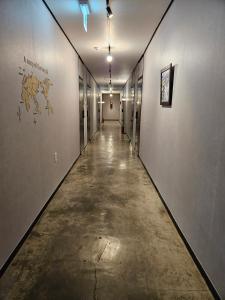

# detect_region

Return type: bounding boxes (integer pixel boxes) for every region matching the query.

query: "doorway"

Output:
[130,85,135,143]
[97,94,100,130]
[79,77,84,151]
[135,76,143,153]
[102,93,120,121]
[86,84,91,141]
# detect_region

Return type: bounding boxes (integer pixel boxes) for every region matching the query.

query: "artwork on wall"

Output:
[160,63,174,107]
[17,56,54,124]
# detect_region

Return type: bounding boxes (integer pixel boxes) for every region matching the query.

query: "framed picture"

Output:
[160,63,174,107]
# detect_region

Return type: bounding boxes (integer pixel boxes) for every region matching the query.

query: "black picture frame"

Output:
[160,63,174,107]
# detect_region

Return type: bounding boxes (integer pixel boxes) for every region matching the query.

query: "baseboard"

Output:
[138,156,221,300]
[0,154,80,278]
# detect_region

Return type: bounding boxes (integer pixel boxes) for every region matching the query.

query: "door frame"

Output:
[135,75,143,154]
[79,76,85,152]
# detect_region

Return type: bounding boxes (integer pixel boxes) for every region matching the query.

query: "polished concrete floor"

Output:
[0,121,213,300]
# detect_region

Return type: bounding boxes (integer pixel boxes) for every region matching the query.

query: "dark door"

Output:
[135,77,143,153]
[86,85,91,141]
[97,95,100,130]
[121,90,126,133]
[130,85,135,143]
[79,77,84,151]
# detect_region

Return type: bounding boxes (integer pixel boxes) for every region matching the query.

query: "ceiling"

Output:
[45,0,171,88]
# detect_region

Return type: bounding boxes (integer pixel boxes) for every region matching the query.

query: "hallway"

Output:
[0,122,213,300]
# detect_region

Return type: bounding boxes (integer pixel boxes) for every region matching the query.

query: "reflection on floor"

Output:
[0,121,213,300]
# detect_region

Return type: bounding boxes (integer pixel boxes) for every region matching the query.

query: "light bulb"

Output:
[110,93,113,97]
[107,54,113,62]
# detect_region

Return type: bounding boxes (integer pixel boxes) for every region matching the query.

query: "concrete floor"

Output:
[0,121,213,300]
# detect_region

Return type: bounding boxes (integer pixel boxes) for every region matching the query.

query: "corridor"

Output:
[0,122,213,300]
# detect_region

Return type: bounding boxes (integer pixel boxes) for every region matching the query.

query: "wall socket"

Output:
[54,152,58,163]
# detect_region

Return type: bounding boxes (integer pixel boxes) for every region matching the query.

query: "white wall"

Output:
[140,0,225,297]
[0,0,80,269]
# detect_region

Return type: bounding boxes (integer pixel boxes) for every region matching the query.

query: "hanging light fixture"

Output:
[106,46,113,62]
[106,0,113,18]
[105,0,113,94]
[108,63,112,94]
[106,6,113,18]
[109,80,112,93]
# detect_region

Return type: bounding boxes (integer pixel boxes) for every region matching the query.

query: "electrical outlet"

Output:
[54,152,58,163]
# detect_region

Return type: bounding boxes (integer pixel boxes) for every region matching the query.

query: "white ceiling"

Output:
[45,0,171,88]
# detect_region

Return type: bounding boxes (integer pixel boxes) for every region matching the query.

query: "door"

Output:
[130,85,135,142]
[121,89,126,133]
[135,76,143,153]
[97,95,100,130]
[86,85,91,141]
[79,77,84,151]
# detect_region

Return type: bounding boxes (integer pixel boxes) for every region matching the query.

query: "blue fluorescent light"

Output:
[79,3,90,32]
